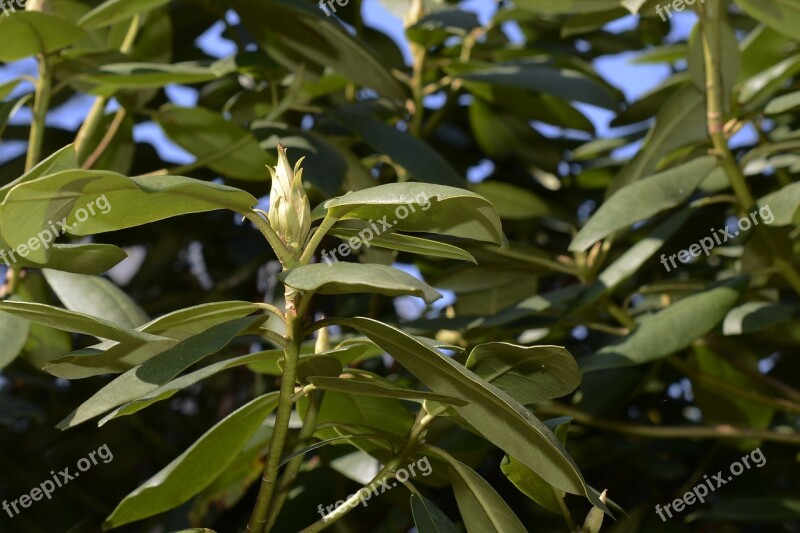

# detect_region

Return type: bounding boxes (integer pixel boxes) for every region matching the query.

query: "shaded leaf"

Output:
[0,12,86,62]
[570,157,717,252]
[43,269,149,329]
[333,317,607,508]
[410,494,459,533]
[583,276,748,372]
[156,105,272,181]
[466,343,581,404]
[57,315,264,429]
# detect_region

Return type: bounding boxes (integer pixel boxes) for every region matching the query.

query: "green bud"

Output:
[268,145,311,254]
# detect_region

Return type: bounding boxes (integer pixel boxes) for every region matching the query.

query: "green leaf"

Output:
[311,390,416,442]
[57,315,264,429]
[16,244,128,275]
[447,60,619,110]
[0,79,22,101]
[333,317,607,509]
[410,494,460,533]
[765,90,800,114]
[513,0,623,14]
[705,497,800,521]
[79,0,172,29]
[45,339,177,379]
[0,301,165,344]
[15,275,73,369]
[331,109,464,186]
[472,181,550,220]
[500,417,571,514]
[232,0,406,100]
[45,301,269,378]
[43,269,149,329]
[103,392,280,529]
[734,0,800,40]
[407,8,480,47]
[738,54,800,108]
[0,145,79,203]
[722,301,793,335]
[610,86,708,193]
[321,183,505,245]
[307,373,469,405]
[466,343,581,404]
[758,181,800,225]
[280,263,442,304]
[0,96,25,140]
[583,276,748,372]
[140,301,271,339]
[570,156,717,252]
[0,304,31,369]
[155,105,272,181]
[690,344,774,429]
[82,63,220,91]
[98,350,282,424]
[0,170,257,264]
[0,12,86,62]
[570,208,693,312]
[438,454,527,533]
[329,225,477,264]
[688,18,740,113]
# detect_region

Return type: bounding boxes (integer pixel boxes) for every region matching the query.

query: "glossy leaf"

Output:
[0,170,257,264]
[103,392,280,529]
[321,183,505,245]
[280,263,442,304]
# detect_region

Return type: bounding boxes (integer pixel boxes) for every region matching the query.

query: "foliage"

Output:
[1,0,800,532]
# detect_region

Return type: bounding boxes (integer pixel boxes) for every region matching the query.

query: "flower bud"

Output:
[268,145,311,254]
